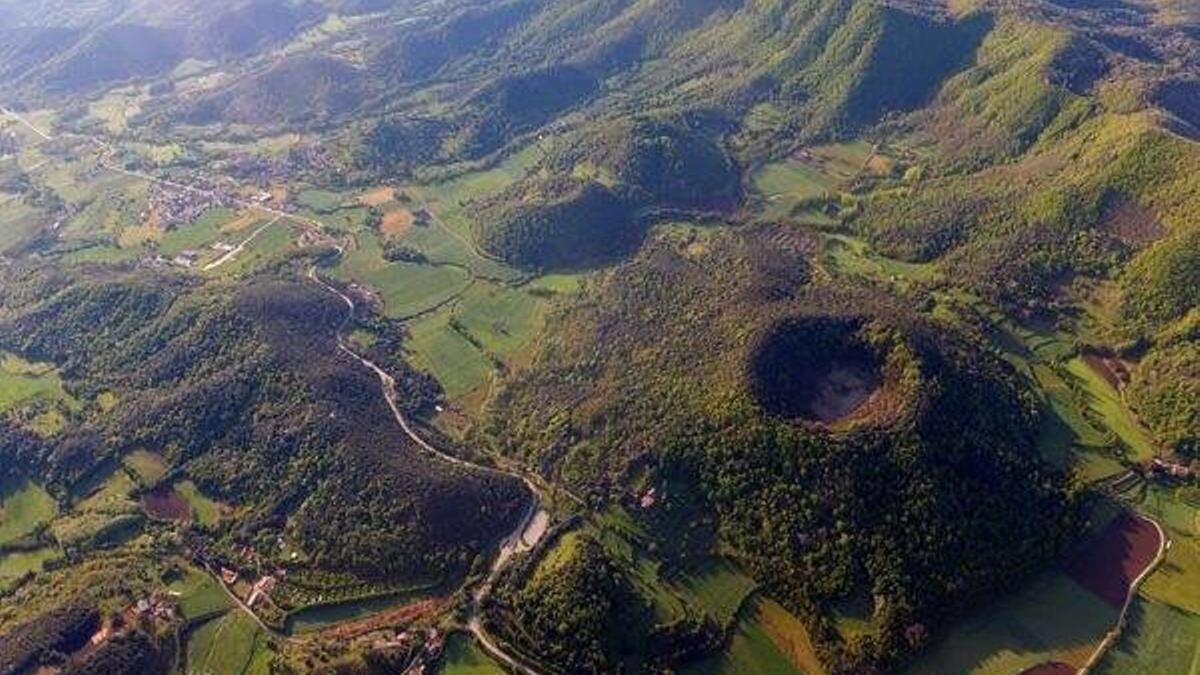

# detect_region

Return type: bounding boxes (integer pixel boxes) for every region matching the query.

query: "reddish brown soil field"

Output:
[1018,662,1075,675]
[1066,513,1162,608]
[141,485,192,521]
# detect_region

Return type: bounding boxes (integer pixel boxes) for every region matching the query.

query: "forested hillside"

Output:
[0,267,529,581]
[0,0,1196,672]
[482,227,1079,672]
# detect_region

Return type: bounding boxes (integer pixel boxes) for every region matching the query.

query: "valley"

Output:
[0,0,1198,674]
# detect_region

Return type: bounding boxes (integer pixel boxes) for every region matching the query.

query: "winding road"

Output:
[2,102,550,672]
[307,264,548,675]
[1077,514,1169,675]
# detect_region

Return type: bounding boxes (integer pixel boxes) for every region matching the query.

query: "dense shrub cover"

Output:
[0,603,100,675]
[474,178,639,269]
[483,227,1077,672]
[0,272,529,582]
[488,535,651,674]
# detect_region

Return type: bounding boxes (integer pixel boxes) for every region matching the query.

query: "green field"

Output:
[1143,529,1200,615]
[525,273,585,295]
[0,547,62,589]
[0,201,43,254]
[296,188,347,213]
[822,233,936,285]
[186,609,269,675]
[684,597,812,675]
[176,480,226,527]
[74,468,138,514]
[452,283,545,356]
[335,230,471,319]
[0,479,58,544]
[283,588,432,634]
[405,306,495,399]
[406,143,541,281]
[439,633,506,675]
[0,352,74,412]
[404,281,550,399]
[170,567,232,620]
[1064,357,1158,462]
[673,559,759,626]
[904,573,1116,675]
[215,219,294,277]
[755,162,838,202]
[50,464,142,548]
[1093,598,1200,675]
[159,207,238,256]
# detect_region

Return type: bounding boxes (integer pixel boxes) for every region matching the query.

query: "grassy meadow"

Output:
[186,609,272,675]
[440,633,507,675]
[904,573,1116,675]
[0,352,75,412]
[684,597,819,675]
[170,566,233,620]
[0,479,57,544]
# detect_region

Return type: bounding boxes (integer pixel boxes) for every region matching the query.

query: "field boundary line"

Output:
[1077,514,1169,674]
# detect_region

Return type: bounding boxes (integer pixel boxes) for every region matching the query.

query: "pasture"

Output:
[405,281,551,399]
[52,465,143,549]
[123,450,167,486]
[284,588,434,634]
[0,479,57,544]
[176,481,227,527]
[405,306,494,399]
[158,207,239,256]
[903,572,1116,675]
[755,598,828,675]
[170,567,232,620]
[672,559,758,626]
[453,283,544,357]
[334,230,471,319]
[684,597,811,675]
[1093,598,1200,675]
[0,547,62,590]
[186,609,268,675]
[440,633,506,675]
[0,201,43,254]
[0,352,75,413]
[405,144,541,282]
[214,218,295,277]
[1065,357,1158,462]
[1144,534,1200,614]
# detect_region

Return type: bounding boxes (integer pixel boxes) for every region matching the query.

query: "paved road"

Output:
[203,215,282,271]
[5,98,551,671]
[0,105,53,141]
[307,264,548,675]
[1078,514,1169,674]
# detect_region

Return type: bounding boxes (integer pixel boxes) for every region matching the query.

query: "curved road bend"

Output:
[1078,514,1168,675]
[307,265,548,675]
